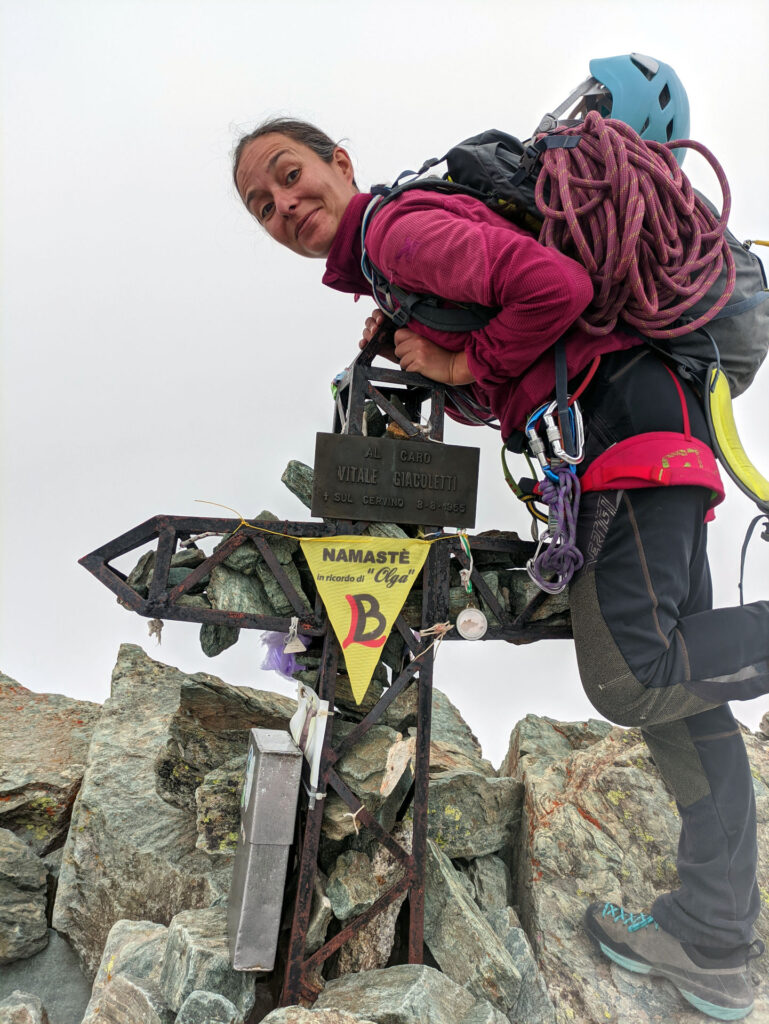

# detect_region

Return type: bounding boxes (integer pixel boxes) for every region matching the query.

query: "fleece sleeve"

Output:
[365,194,594,386]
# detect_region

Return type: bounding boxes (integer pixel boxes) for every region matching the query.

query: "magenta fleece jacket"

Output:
[323,190,643,437]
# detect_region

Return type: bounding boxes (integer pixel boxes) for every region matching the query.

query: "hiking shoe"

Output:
[584,901,764,1021]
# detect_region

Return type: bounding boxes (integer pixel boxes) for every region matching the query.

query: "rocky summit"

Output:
[0,647,767,1024]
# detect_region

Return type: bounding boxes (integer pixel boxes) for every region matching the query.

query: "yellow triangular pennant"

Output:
[300,536,430,704]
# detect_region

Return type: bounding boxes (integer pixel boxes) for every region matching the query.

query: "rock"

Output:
[423,840,521,1013]
[0,928,91,1024]
[201,623,241,657]
[314,964,508,1023]
[484,906,557,1024]
[261,1010,375,1024]
[503,569,571,621]
[81,919,169,1023]
[155,670,295,811]
[424,772,521,859]
[512,721,769,1022]
[86,974,174,1023]
[760,709,769,740]
[216,511,299,577]
[327,850,379,921]
[401,572,503,628]
[0,675,101,856]
[0,991,49,1024]
[175,989,243,1024]
[195,755,246,856]
[281,460,314,508]
[255,558,312,617]
[41,847,62,926]
[464,854,512,913]
[321,722,402,844]
[208,564,275,617]
[0,830,48,965]
[331,824,411,978]
[126,549,209,599]
[306,871,333,955]
[381,688,494,776]
[52,646,235,978]
[158,906,254,1016]
[500,713,613,783]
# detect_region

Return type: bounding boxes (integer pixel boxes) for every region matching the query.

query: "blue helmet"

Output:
[544,53,690,164]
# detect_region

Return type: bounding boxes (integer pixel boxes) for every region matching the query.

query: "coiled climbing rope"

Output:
[535,110,736,339]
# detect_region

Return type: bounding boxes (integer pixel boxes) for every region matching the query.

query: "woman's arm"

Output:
[365,192,594,386]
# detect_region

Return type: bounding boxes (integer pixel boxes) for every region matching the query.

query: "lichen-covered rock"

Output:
[503,569,571,621]
[80,919,169,1023]
[0,991,49,1024]
[155,670,295,811]
[510,720,769,1023]
[200,623,240,658]
[306,871,333,955]
[52,646,235,978]
[0,830,48,965]
[0,675,101,856]
[314,964,508,1023]
[158,906,254,1016]
[195,755,246,855]
[175,989,243,1024]
[424,772,521,858]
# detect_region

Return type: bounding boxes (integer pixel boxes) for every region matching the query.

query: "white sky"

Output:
[2,0,768,767]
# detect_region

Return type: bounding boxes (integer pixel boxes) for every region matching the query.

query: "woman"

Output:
[233,114,767,1020]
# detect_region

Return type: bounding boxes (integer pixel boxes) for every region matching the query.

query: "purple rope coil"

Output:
[535,111,735,339]
[527,467,584,594]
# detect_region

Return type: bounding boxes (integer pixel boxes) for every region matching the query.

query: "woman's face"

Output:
[236,133,357,259]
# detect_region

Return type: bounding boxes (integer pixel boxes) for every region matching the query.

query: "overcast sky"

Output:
[2,0,768,767]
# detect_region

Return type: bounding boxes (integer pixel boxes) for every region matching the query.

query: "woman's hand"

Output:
[393,328,475,385]
[359,309,398,363]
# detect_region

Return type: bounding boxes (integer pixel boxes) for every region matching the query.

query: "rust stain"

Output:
[576,805,603,831]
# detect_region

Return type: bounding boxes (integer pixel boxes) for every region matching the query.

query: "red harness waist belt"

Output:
[578,368,725,518]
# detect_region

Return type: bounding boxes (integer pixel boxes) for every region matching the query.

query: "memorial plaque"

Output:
[312,432,479,527]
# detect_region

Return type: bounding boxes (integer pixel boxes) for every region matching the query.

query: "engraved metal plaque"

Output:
[312,433,479,527]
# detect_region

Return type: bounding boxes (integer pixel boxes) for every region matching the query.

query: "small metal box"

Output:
[227,728,303,971]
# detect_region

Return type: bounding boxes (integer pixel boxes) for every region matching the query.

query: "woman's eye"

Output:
[260,201,274,221]
[286,168,300,184]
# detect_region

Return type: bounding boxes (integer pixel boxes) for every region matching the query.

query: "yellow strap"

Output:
[707,367,769,507]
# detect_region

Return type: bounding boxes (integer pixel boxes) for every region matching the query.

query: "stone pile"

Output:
[2,644,768,1023]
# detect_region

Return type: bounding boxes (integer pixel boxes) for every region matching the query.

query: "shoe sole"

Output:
[583,912,754,1023]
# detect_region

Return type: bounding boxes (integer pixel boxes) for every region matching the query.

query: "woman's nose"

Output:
[276,193,297,218]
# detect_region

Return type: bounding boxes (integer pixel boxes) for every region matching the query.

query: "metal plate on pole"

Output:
[312,433,480,527]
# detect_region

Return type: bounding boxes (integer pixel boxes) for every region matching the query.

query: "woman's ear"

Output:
[332,146,355,183]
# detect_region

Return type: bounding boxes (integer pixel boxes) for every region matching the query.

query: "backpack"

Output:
[361,127,769,398]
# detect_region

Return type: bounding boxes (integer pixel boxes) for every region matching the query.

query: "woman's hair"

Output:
[232,118,349,191]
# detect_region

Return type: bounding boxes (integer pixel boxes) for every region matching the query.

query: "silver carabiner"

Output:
[543,399,584,465]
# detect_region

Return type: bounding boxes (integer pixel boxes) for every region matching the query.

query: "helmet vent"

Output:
[630,55,656,81]
[659,84,671,110]
[666,119,674,141]
[640,117,650,136]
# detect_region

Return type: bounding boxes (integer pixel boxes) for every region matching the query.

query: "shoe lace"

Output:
[601,902,659,933]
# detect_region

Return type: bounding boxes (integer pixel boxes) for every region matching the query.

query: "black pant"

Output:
[570,349,769,947]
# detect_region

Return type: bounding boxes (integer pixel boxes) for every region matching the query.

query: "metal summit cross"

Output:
[79,331,570,1007]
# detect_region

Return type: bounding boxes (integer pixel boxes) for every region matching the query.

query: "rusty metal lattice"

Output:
[79,332,570,1008]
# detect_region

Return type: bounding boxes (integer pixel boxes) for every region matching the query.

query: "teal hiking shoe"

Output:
[584,901,764,1021]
